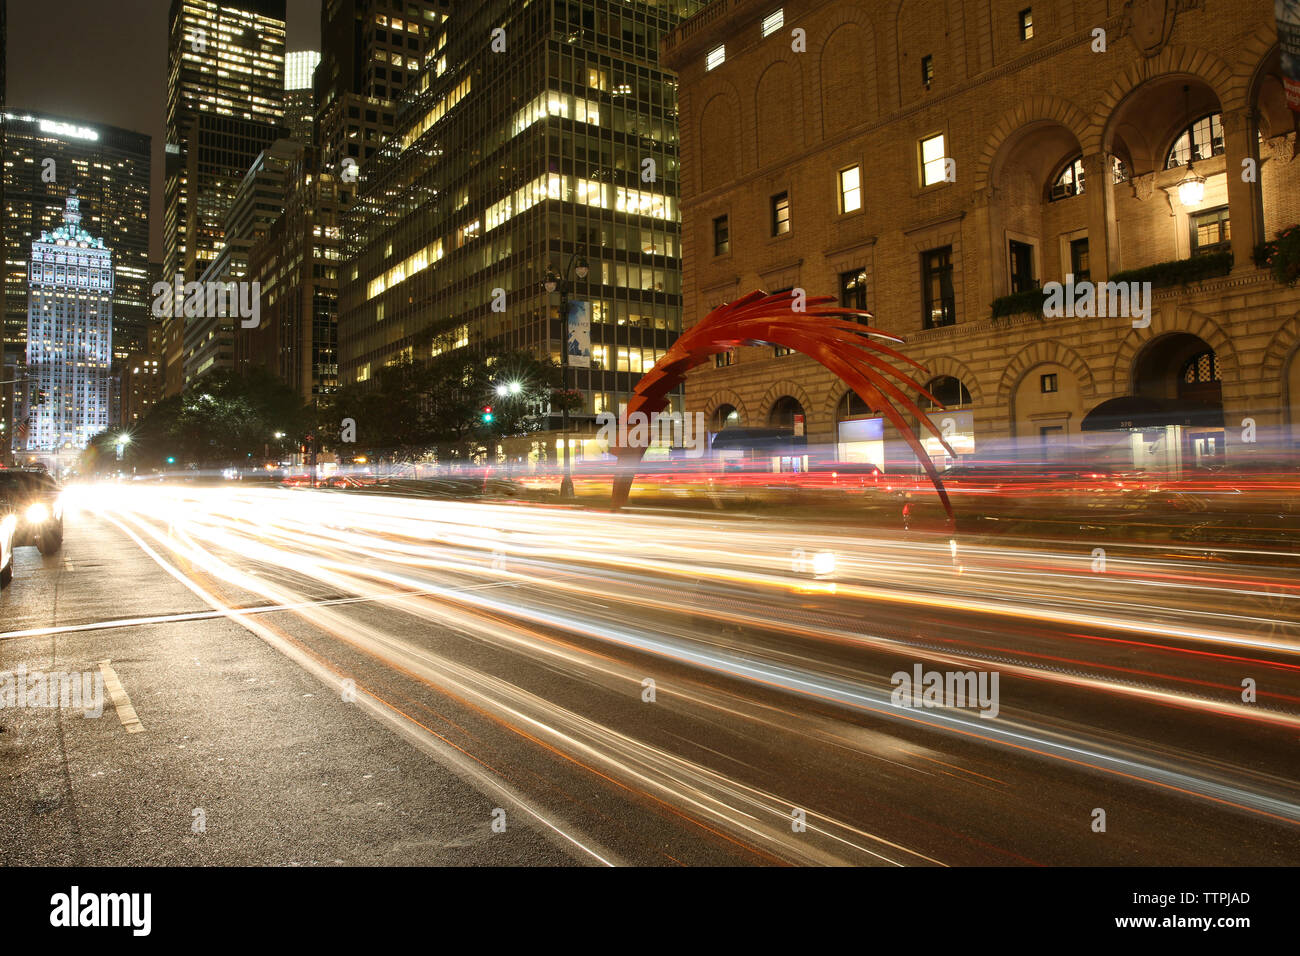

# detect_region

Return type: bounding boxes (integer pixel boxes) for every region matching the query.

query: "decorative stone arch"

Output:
[974,96,1095,193]
[696,81,748,190]
[998,340,1097,408]
[822,357,983,424]
[758,379,816,425]
[1112,306,1240,394]
[701,388,752,428]
[753,57,806,169]
[914,355,985,406]
[822,384,870,421]
[1091,45,1238,153]
[1233,26,1282,111]
[1262,310,1300,384]
[811,7,881,136]
[891,0,966,107]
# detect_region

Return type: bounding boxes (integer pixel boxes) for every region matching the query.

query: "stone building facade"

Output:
[662,0,1300,472]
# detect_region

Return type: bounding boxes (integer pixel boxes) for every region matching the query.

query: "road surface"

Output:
[2,482,1298,866]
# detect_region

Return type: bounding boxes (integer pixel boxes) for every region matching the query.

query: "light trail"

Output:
[36,481,1300,863]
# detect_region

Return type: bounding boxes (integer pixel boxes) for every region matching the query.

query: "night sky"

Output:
[6,0,322,262]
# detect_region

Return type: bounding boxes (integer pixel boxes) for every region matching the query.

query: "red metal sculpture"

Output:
[610,289,956,526]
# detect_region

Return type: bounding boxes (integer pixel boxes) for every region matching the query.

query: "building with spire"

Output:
[17,192,114,472]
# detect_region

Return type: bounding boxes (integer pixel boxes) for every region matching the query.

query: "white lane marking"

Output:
[0,582,518,642]
[97,659,145,734]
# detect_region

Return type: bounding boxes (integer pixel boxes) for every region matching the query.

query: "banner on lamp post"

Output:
[566,299,591,368]
[1279,0,1300,111]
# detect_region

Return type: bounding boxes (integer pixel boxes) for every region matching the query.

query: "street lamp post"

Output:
[543,253,589,500]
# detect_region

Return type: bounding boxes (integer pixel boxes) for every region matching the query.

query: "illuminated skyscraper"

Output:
[0,110,150,460]
[19,192,113,471]
[162,0,287,395]
[285,50,321,146]
[188,138,301,384]
[338,0,706,448]
[314,0,448,209]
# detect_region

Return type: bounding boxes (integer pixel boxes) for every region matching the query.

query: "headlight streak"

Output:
[69,483,1300,861]
[107,503,922,865]
[98,505,623,868]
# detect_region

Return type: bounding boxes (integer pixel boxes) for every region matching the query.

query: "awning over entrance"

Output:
[1080,396,1224,431]
[710,427,806,452]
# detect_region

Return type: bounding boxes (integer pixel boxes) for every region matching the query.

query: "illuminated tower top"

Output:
[39,190,105,249]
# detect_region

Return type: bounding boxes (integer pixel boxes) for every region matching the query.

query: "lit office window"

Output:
[1019,9,1034,41]
[771,192,791,235]
[762,9,784,37]
[839,165,862,213]
[920,133,947,186]
[706,45,725,71]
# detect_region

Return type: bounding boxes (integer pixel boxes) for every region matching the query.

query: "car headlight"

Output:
[811,550,836,577]
[25,502,50,525]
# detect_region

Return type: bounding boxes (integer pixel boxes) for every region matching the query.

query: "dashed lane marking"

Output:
[97,659,145,734]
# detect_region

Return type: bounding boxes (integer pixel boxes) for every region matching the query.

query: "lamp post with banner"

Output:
[543,253,590,499]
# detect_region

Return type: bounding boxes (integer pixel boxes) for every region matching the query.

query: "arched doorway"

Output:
[835,391,883,467]
[1083,332,1225,471]
[1011,363,1086,461]
[917,375,975,464]
[768,396,807,472]
[712,403,740,431]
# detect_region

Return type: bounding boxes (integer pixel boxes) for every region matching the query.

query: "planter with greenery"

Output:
[1108,251,1233,289]
[1253,224,1300,287]
[990,287,1050,321]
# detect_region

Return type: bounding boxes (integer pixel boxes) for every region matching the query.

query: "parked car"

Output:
[0,469,64,555]
[0,490,15,587]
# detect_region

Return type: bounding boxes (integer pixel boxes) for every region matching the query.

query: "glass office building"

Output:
[162,0,287,394]
[339,0,706,441]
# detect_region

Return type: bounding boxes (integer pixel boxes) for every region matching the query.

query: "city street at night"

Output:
[2,0,1299,934]
[4,482,1297,867]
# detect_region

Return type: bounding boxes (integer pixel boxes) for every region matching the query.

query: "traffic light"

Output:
[166,456,176,464]
[481,405,493,423]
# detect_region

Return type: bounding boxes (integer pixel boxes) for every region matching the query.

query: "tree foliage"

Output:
[88,367,311,472]
[317,347,562,460]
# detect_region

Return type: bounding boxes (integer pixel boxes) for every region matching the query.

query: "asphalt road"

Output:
[3,482,1299,866]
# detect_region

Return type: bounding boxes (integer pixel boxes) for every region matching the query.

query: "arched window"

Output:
[920,375,971,409]
[769,396,805,428]
[1111,156,1130,184]
[1049,156,1085,200]
[1181,350,1220,384]
[837,391,872,418]
[1165,113,1225,169]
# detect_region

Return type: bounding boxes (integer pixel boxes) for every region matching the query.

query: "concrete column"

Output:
[1081,151,1114,281]
[1221,107,1264,272]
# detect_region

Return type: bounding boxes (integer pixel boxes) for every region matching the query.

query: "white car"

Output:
[0,492,16,587]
